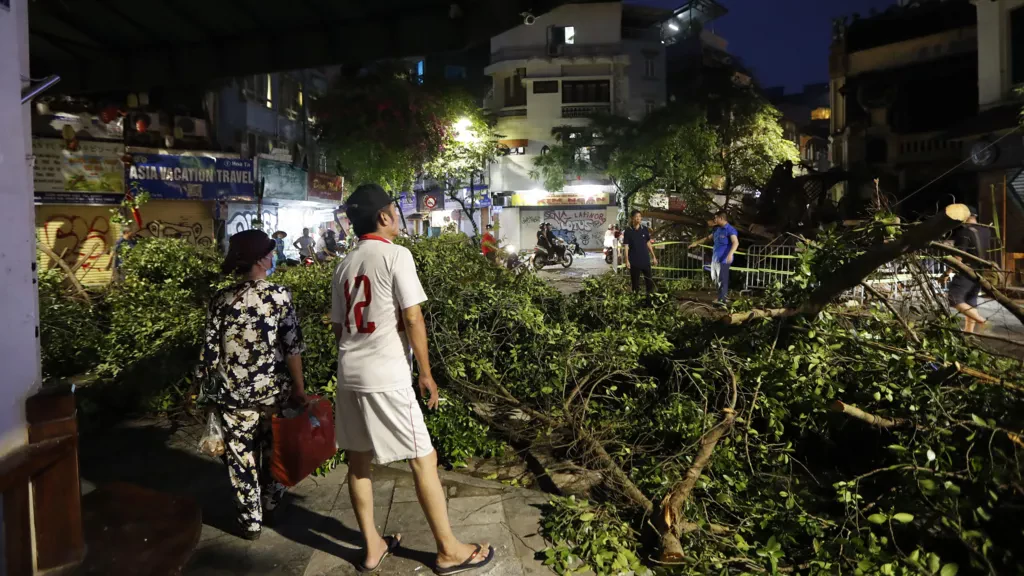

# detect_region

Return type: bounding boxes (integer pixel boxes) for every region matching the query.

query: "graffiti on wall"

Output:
[38,212,115,284]
[140,221,214,247]
[543,209,607,250]
[225,205,279,236]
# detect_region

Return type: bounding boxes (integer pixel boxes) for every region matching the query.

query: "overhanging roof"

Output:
[28,0,580,94]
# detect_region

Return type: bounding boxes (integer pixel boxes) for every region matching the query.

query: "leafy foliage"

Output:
[541,496,648,576]
[38,270,104,381]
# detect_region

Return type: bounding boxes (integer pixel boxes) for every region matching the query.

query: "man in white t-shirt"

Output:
[330,184,494,574]
[293,228,316,259]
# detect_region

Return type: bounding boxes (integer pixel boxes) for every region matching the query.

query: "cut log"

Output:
[643,210,774,242]
[724,308,796,325]
[801,204,971,316]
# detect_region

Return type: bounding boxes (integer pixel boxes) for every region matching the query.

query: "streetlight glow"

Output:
[453,117,479,143]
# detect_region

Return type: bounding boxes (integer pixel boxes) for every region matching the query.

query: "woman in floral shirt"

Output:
[200,229,308,540]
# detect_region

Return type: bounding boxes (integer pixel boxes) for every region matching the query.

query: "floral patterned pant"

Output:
[221,405,281,534]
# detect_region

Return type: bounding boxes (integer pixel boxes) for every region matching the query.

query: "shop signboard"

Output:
[419,190,444,212]
[260,158,308,201]
[511,191,610,207]
[308,172,343,202]
[126,153,255,200]
[33,138,125,205]
[669,195,687,212]
[397,192,417,216]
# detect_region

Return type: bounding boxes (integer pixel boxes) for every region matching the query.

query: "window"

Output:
[263,74,273,109]
[562,80,610,104]
[811,107,831,120]
[548,26,574,55]
[533,80,559,94]
[445,65,467,80]
[503,68,527,107]
[1013,7,1024,85]
[644,55,656,79]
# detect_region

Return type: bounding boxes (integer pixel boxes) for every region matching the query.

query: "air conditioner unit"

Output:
[134,112,167,134]
[174,116,209,139]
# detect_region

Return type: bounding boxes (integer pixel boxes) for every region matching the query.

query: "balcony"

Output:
[895,133,964,165]
[496,107,528,118]
[562,105,612,119]
[490,43,623,64]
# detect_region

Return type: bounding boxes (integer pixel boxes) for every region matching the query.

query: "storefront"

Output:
[251,158,345,258]
[509,186,618,252]
[419,186,492,238]
[33,138,125,285]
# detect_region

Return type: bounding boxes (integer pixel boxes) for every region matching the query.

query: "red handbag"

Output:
[270,398,337,487]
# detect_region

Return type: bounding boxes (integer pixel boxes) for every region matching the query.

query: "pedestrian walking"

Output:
[691,210,738,307]
[199,229,309,540]
[947,206,992,333]
[623,210,657,302]
[330,183,495,574]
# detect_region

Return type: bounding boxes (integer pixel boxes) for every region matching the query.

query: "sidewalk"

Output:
[78,418,555,576]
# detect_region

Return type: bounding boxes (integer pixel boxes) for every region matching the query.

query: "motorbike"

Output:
[505,250,531,276]
[533,240,573,270]
[604,246,614,264]
[568,241,586,257]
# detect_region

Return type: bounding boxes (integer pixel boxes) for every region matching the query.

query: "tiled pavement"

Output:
[186,464,553,576]
[77,417,555,576]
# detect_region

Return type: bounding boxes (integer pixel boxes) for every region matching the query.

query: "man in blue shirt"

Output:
[623,210,658,302]
[691,210,738,306]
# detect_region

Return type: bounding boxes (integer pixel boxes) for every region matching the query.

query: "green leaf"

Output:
[541,387,553,394]
[579,513,595,522]
[970,414,987,427]
[940,564,959,576]
[867,514,887,525]
[892,513,914,524]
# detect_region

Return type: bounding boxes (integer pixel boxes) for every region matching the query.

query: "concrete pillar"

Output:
[0,0,41,456]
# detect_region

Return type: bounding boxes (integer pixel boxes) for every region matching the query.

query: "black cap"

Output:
[222,230,275,275]
[346,184,394,234]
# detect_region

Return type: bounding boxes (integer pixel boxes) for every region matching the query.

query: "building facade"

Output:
[483,1,680,251]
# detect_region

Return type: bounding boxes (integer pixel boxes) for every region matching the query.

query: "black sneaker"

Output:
[239,527,261,541]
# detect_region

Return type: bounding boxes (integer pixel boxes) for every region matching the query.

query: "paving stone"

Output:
[448,495,506,527]
[333,479,394,511]
[289,476,344,512]
[384,501,432,534]
[392,486,420,503]
[302,506,388,576]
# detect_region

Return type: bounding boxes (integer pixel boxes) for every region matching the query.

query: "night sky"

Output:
[638,0,897,93]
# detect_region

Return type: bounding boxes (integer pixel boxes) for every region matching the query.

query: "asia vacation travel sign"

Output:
[33,139,125,205]
[261,158,307,201]
[126,154,255,201]
[308,172,343,202]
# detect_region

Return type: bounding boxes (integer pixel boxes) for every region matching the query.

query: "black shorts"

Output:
[947,274,980,308]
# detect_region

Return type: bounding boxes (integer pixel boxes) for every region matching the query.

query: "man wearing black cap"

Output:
[330,184,494,573]
[947,206,992,333]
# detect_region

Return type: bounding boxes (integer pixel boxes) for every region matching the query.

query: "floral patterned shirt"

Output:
[199,280,304,409]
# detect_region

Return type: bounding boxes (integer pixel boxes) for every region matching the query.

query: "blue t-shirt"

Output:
[712,224,738,263]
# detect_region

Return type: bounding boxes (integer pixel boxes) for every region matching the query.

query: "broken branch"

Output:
[941,255,1024,327]
[859,282,921,344]
[831,400,911,428]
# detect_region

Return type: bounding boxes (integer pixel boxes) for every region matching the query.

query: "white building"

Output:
[975,0,1024,110]
[483,2,677,252]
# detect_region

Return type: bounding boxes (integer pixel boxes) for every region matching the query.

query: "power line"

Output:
[892,125,1022,209]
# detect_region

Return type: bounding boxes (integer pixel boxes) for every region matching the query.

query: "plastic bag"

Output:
[271,398,336,486]
[198,410,226,457]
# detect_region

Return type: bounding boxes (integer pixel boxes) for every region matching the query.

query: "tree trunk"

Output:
[800,204,971,316]
[942,255,1024,326]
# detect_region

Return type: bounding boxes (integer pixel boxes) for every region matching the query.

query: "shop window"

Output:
[534,81,559,94]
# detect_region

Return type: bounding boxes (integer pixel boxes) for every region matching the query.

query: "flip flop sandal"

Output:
[357,534,402,573]
[434,543,495,575]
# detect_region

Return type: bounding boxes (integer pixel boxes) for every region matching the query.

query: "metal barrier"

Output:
[651,242,710,286]
[743,244,799,292]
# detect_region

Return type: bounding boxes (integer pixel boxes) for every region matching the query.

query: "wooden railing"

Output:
[1,387,85,575]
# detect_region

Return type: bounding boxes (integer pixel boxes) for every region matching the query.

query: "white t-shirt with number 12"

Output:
[330,235,428,392]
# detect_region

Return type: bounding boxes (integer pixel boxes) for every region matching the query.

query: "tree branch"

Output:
[831,400,911,428]
[657,358,740,561]
[941,255,1024,327]
[929,241,1001,271]
[859,282,921,344]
